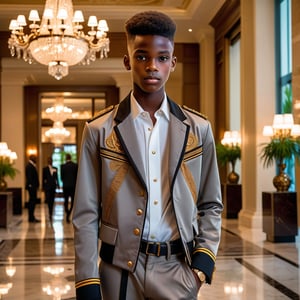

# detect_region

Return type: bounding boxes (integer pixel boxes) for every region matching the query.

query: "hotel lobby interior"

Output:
[0,0,300,299]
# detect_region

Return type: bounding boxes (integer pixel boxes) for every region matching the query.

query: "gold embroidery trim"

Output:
[180,163,197,203]
[183,146,202,162]
[103,161,129,220]
[193,248,216,262]
[75,278,101,289]
[186,132,198,152]
[100,148,128,163]
[106,130,123,153]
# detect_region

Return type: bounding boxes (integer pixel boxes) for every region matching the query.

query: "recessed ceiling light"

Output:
[188,28,193,32]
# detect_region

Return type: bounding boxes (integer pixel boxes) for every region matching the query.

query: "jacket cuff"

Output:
[190,248,216,284]
[75,278,101,300]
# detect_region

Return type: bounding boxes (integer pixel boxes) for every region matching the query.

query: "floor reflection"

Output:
[0,199,299,299]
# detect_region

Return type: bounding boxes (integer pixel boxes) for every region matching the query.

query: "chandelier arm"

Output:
[8,0,109,80]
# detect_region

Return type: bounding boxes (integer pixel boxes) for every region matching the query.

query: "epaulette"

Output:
[88,105,115,123]
[182,105,207,120]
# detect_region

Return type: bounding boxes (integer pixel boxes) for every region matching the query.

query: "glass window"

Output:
[275,0,293,190]
[276,0,292,112]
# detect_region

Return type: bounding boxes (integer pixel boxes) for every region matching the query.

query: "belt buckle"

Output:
[145,242,161,256]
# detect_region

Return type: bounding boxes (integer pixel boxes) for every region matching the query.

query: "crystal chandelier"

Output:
[45,121,71,144]
[8,0,109,80]
[44,97,72,144]
[45,97,72,122]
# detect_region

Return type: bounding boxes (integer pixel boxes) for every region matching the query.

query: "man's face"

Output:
[124,35,176,94]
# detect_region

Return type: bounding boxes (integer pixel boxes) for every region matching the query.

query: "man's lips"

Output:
[144,76,160,83]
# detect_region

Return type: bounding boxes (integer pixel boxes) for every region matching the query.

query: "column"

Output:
[292,0,300,238]
[239,0,276,229]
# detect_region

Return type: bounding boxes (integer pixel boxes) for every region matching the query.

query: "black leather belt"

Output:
[140,239,183,257]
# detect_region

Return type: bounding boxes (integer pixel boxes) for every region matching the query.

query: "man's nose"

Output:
[145,59,158,71]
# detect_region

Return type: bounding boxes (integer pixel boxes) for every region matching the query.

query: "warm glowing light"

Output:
[27,148,37,156]
[0,283,13,296]
[263,114,300,138]
[45,121,71,144]
[8,0,109,80]
[43,266,65,276]
[0,142,18,163]
[221,131,241,147]
[224,282,244,295]
[45,97,72,122]
[42,277,71,298]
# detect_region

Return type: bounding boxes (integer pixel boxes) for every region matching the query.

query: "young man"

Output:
[73,11,223,300]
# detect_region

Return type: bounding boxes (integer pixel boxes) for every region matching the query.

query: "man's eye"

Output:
[159,56,169,62]
[136,55,146,61]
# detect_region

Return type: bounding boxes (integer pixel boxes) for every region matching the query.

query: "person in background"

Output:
[61,153,78,223]
[73,11,223,300]
[25,154,40,223]
[42,156,59,222]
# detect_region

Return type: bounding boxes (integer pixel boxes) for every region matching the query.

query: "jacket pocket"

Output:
[99,223,118,245]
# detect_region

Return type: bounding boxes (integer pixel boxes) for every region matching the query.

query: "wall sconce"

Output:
[27,148,37,156]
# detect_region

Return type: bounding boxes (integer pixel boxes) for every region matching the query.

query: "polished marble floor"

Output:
[0,198,299,300]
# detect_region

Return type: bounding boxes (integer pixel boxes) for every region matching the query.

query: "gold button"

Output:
[153,200,158,205]
[153,178,157,182]
[136,208,143,215]
[133,228,140,235]
[152,150,156,155]
[148,127,152,131]
[139,190,145,197]
[127,261,133,268]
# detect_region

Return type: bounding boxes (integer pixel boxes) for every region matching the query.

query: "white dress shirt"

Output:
[130,93,180,242]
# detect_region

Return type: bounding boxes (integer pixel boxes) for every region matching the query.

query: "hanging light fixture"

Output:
[44,97,72,144]
[8,0,109,80]
[45,121,71,144]
[44,97,72,122]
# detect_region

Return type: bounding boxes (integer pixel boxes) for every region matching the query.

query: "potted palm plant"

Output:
[261,111,300,242]
[0,142,18,191]
[216,131,241,184]
[260,113,300,191]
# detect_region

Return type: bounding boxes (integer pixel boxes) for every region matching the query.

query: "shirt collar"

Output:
[29,160,36,167]
[130,92,170,121]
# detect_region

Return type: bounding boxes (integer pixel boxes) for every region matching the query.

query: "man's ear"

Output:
[123,55,131,70]
[171,56,177,72]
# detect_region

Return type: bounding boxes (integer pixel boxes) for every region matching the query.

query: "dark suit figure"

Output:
[61,153,78,223]
[25,154,40,223]
[42,156,59,221]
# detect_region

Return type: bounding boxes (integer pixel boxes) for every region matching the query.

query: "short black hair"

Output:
[125,11,176,41]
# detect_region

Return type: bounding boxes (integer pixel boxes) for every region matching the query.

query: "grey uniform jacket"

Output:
[73,94,223,298]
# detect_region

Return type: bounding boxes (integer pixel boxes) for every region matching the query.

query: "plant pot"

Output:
[0,177,7,191]
[227,161,239,184]
[273,164,291,192]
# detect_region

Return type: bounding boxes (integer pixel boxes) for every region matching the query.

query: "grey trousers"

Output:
[99,252,199,300]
